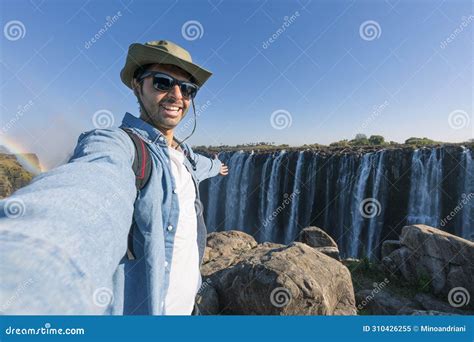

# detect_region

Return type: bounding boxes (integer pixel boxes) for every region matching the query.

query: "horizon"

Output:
[1,0,473,169]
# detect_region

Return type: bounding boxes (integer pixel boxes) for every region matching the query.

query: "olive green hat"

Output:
[120,40,212,89]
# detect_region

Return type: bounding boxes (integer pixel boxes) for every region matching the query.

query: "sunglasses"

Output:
[138,71,199,99]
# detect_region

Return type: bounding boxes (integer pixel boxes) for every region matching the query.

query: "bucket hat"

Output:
[120,40,212,89]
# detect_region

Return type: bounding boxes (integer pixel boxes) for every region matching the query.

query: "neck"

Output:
[140,112,176,147]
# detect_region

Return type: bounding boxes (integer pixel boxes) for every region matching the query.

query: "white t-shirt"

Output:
[164,146,201,315]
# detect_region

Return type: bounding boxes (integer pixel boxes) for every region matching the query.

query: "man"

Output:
[0,40,228,315]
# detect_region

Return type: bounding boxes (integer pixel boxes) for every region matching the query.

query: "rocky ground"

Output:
[196,225,474,315]
[0,154,34,198]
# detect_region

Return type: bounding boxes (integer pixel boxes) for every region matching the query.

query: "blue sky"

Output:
[0,0,473,169]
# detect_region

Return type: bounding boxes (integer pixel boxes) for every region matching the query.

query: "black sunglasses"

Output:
[138,71,199,99]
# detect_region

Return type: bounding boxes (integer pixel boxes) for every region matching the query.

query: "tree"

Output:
[368,135,385,145]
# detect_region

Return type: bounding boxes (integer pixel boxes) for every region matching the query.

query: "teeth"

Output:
[162,105,180,111]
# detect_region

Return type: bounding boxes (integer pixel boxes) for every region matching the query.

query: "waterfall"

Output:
[285,151,304,243]
[258,156,273,240]
[349,153,373,257]
[335,154,356,255]
[262,151,286,241]
[237,152,254,232]
[200,146,472,258]
[301,153,318,228]
[407,148,443,227]
[366,150,387,259]
[223,152,246,230]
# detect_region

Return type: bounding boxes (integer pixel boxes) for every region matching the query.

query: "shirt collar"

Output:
[120,112,167,146]
[120,113,192,155]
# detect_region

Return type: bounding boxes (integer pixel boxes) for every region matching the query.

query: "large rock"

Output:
[382,224,474,309]
[201,230,258,277]
[297,226,338,248]
[297,226,341,260]
[381,240,401,259]
[209,241,356,315]
[355,288,419,315]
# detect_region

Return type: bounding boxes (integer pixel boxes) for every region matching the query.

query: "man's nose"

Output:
[168,84,183,99]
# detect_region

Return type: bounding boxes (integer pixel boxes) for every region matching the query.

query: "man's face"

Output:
[133,64,192,131]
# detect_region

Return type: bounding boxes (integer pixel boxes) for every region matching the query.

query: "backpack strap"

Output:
[120,127,152,260]
[121,128,152,191]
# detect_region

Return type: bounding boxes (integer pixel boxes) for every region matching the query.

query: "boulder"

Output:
[381,240,401,259]
[297,226,338,248]
[314,246,340,261]
[382,224,474,309]
[414,293,474,315]
[355,288,419,315]
[201,230,258,277]
[297,227,341,260]
[195,279,220,315]
[210,242,356,315]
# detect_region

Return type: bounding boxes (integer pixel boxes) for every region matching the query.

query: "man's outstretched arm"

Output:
[0,128,137,314]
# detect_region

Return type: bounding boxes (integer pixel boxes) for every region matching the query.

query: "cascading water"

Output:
[199,146,473,259]
[407,148,443,227]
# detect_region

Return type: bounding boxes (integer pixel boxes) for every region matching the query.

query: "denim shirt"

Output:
[0,112,222,315]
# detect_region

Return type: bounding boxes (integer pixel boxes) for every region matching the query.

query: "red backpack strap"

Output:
[120,127,152,260]
[121,128,152,191]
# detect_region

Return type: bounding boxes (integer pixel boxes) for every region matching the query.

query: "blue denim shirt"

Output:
[0,112,222,315]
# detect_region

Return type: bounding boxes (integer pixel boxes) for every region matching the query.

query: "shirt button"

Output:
[167,225,173,231]
[173,189,177,194]
[158,136,164,142]
[164,261,169,268]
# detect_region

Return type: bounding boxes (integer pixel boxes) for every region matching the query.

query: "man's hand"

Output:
[219,163,229,176]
